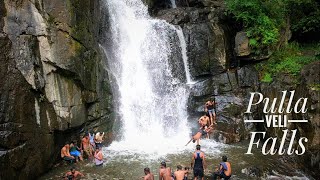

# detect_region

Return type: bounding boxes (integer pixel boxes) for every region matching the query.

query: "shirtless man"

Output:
[204,100,216,125]
[81,133,92,159]
[63,167,84,180]
[159,161,172,180]
[185,125,214,146]
[174,165,188,180]
[142,167,154,180]
[61,143,75,163]
[198,115,209,127]
[95,132,104,149]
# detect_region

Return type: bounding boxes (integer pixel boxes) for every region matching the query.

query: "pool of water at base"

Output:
[39,140,311,180]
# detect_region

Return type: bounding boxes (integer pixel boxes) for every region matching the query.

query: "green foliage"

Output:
[225,0,285,53]
[226,0,320,51]
[308,84,320,91]
[255,42,320,82]
[286,0,320,35]
[261,73,273,83]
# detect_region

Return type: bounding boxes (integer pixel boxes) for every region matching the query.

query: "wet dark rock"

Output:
[188,65,259,143]
[258,61,320,179]
[241,166,263,177]
[0,0,113,179]
[156,7,231,77]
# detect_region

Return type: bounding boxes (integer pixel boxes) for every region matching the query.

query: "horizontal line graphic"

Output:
[288,120,308,123]
[244,120,264,123]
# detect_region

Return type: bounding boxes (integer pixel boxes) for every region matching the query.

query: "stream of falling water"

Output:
[103,0,198,156]
[170,0,177,8]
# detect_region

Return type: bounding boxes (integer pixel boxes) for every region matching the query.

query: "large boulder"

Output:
[235,31,250,56]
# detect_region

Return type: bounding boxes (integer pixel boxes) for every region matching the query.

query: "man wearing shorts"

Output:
[191,145,206,180]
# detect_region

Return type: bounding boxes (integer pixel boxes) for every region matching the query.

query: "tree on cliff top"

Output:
[225,0,320,54]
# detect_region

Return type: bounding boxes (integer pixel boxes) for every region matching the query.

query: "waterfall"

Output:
[176,27,195,85]
[170,0,177,8]
[103,0,191,155]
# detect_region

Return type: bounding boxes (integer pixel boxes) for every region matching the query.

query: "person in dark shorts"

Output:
[204,100,216,125]
[191,145,206,180]
[213,155,232,180]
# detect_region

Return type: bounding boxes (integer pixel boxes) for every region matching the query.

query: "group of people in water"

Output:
[60,131,105,179]
[142,145,232,180]
[58,100,232,179]
[142,99,232,180]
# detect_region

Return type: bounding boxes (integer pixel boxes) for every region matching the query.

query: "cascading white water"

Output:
[176,27,196,85]
[103,0,192,156]
[170,0,177,8]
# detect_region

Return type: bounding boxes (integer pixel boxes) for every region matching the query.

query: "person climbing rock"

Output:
[198,115,211,139]
[185,125,214,146]
[159,161,172,180]
[198,115,209,127]
[191,145,206,180]
[212,155,232,180]
[63,167,84,180]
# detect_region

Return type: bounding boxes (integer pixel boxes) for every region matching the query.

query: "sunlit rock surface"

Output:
[0,0,113,179]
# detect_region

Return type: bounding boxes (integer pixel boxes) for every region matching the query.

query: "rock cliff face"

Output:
[0,0,113,179]
[154,1,319,178]
[258,61,320,179]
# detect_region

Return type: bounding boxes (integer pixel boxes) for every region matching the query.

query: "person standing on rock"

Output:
[159,161,172,180]
[198,115,209,127]
[212,155,232,180]
[61,142,75,164]
[95,132,104,149]
[81,133,92,159]
[142,167,154,180]
[204,100,216,125]
[191,145,206,180]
